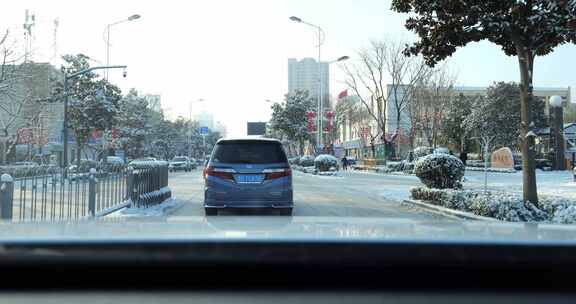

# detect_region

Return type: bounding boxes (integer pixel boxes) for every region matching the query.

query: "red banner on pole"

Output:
[306,111,316,132]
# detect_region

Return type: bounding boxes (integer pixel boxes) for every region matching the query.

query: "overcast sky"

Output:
[3,0,575,137]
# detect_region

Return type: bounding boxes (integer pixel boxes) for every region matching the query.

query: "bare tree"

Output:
[409,64,456,149]
[383,38,429,157]
[342,40,389,159]
[0,29,43,164]
[342,38,431,159]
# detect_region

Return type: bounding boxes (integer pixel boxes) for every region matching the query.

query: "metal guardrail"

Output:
[0,162,171,222]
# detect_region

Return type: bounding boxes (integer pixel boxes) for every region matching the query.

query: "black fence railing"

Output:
[0,162,171,222]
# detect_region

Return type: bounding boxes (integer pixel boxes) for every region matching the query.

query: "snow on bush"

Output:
[378,160,414,174]
[413,146,433,159]
[289,157,300,165]
[414,154,465,189]
[434,147,450,154]
[314,154,339,172]
[299,155,315,167]
[410,187,576,223]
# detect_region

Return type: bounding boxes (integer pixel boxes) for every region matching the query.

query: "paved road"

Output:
[168,169,455,221]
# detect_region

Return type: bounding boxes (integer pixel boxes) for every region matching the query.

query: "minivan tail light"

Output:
[263,168,291,180]
[204,167,236,181]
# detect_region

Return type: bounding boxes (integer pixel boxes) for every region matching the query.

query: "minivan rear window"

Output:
[212,140,288,164]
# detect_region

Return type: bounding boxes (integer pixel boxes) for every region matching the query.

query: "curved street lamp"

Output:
[289,16,326,148]
[105,14,141,79]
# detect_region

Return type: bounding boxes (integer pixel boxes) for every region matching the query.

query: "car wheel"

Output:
[279,208,293,216]
[205,208,218,216]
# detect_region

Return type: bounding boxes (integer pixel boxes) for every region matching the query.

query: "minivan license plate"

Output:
[235,174,264,184]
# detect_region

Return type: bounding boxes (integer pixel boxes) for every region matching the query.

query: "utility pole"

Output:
[23,9,36,63]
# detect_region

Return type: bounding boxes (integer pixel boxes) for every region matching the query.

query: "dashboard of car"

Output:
[2,239,576,304]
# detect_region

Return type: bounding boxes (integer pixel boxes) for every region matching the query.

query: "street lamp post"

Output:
[189,99,204,158]
[550,95,565,170]
[105,14,140,80]
[290,16,325,149]
[62,65,128,168]
[325,56,349,148]
[289,16,350,153]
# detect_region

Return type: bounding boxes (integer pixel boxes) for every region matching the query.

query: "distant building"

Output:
[144,94,162,112]
[288,58,329,108]
[0,62,63,163]
[214,121,227,137]
[194,111,214,130]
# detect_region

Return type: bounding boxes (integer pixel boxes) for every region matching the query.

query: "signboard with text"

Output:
[247,122,266,136]
[199,127,210,135]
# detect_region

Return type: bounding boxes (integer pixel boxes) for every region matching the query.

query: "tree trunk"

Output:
[517,50,538,204]
[76,141,82,167]
[0,140,5,165]
[298,139,304,156]
[396,111,402,158]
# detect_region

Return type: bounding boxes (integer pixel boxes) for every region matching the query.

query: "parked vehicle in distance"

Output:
[13,161,38,167]
[169,156,195,172]
[128,157,157,166]
[104,156,125,165]
[203,138,293,216]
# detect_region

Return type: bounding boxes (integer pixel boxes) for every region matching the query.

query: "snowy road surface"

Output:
[128,168,574,219]
[168,169,453,220]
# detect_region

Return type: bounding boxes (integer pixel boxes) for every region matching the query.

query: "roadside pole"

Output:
[202,134,206,162]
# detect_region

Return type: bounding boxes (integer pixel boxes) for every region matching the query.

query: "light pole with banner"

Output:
[199,126,210,161]
[289,16,325,148]
[189,99,204,158]
[550,95,566,170]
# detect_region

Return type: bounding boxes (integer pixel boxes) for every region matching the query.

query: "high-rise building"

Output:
[288,58,329,107]
[144,94,162,113]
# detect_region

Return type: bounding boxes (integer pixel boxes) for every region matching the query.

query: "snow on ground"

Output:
[463,170,575,201]
[345,168,576,204]
[293,170,344,179]
[110,198,184,217]
[378,187,413,202]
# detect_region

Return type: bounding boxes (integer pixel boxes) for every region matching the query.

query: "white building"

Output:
[385,84,413,135]
[288,58,329,107]
[144,94,162,113]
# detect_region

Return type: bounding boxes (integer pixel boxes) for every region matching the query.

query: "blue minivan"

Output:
[203,138,293,216]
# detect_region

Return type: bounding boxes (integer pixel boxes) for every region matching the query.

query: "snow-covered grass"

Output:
[410,187,576,223]
[463,170,576,201]
[110,198,183,217]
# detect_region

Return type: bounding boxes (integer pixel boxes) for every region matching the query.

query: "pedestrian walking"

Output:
[459,151,468,166]
[341,156,348,171]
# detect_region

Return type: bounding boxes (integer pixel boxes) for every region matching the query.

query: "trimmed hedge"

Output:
[414,154,465,189]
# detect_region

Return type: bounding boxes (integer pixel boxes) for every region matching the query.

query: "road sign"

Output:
[247,122,266,135]
[199,127,209,135]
